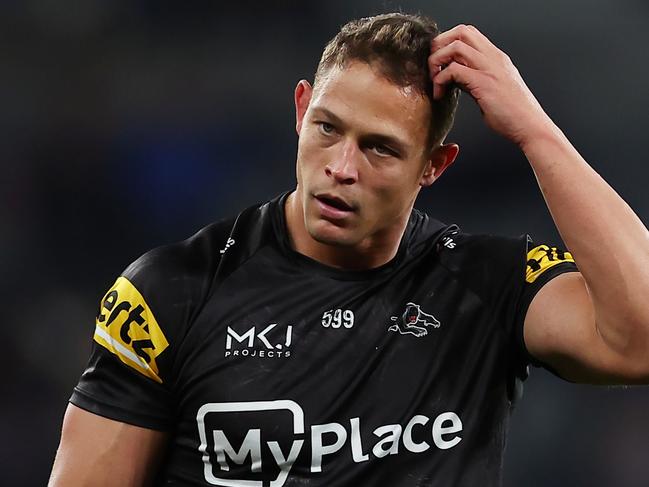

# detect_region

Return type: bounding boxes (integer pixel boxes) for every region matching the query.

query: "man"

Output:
[49,13,649,487]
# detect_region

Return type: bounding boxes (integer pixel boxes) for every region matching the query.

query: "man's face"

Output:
[294,61,454,250]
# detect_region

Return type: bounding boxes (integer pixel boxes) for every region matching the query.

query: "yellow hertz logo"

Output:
[94,277,169,383]
[526,245,575,283]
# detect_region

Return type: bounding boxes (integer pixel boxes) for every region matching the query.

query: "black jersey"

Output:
[71,191,577,486]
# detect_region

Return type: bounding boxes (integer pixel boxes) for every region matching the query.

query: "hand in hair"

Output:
[429,24,552,149]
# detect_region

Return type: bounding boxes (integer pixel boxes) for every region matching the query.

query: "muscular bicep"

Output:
[523,271,643,384]
[49,404,168,487]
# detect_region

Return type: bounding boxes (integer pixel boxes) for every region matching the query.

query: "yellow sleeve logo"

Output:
[526,244,575,283]
[93,277,169,383]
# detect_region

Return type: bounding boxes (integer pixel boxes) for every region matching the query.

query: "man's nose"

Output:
[324,139,360,184]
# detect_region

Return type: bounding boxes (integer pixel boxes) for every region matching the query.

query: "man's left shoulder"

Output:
[436,230,578,299]
[427,229,530,305]
[436,230,528,274]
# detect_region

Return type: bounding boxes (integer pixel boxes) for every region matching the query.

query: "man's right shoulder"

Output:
[115,198,276,326]
[89,200,276,384]
[91,216,238,375]
[122,215,237,296]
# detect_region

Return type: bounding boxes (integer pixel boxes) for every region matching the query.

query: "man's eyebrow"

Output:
[311,107,345,127]
[311,106,409,155]
[362,133,408,156]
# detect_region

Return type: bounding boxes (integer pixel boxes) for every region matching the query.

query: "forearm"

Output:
[521,119,649,354]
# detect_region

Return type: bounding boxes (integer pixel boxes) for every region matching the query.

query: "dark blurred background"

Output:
[1,0,648,485]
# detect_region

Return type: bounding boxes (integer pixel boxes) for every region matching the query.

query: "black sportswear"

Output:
[71,191,578,486]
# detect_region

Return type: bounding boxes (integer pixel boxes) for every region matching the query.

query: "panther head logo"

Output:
[388,302,441,337]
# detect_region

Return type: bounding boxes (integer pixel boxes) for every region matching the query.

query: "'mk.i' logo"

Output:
[224,324,293,358]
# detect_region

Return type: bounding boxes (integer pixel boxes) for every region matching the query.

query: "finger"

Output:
[432,61,480,100]
[428,39,490,73]
[462,24,499,50]
[431,24,499,56]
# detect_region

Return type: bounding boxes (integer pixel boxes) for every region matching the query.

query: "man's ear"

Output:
[295,80,313,135]
[420,143,460,187]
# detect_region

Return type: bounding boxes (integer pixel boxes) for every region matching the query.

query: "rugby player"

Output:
[48,13,649,487]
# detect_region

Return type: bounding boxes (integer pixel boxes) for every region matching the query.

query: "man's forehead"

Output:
[311,62,431,146]
[314,61,427,104]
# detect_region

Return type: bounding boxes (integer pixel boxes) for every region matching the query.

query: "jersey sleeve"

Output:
[70,258,179,430]
[513,235,580,369]
[70,221,229,430]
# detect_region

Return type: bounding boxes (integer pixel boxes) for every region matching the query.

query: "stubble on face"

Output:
[289,61,434,268]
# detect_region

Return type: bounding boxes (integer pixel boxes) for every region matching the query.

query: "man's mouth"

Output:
[317,195,353,211]
[314,194,356,219]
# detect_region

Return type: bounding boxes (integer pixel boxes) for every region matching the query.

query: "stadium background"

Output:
[2,1,648,485]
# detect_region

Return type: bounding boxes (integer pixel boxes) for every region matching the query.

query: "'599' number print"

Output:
[321,308,355,328]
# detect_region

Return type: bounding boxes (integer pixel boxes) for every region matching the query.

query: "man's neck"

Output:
[284,191,409,271]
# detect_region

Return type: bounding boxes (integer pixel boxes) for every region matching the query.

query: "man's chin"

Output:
[307,221,360,248]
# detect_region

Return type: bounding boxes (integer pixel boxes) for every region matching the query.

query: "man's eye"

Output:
[318,122,335,135]
[371,144,395,157]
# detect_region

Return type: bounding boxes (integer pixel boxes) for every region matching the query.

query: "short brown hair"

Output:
[314,13,459,149]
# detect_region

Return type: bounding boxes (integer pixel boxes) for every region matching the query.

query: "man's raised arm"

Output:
[429,24,649,383]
